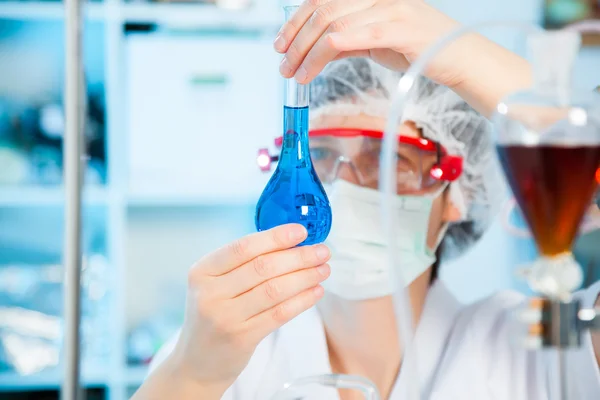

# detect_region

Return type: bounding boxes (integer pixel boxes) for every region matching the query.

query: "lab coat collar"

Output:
[273,280,462,399]
[391,279,462,399]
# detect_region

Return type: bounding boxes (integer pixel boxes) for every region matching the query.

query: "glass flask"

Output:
[255,6,332,246]
[493,30,600,300]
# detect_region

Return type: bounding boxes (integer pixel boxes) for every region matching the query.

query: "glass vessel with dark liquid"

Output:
[497,145,600,257]
[492,30,600,299]
[494,108,600,298]
[493,117,600,298]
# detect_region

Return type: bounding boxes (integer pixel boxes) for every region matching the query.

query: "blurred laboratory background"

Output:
[0,0,598,399]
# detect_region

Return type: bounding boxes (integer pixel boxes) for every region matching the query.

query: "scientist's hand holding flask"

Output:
[275,0,532,117]
[275,0,464,86]
[136,224,331,400]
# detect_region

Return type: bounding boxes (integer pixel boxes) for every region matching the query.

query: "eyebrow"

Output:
[395,144,420,172]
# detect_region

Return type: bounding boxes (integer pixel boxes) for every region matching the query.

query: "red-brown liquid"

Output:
[497,144,600,256]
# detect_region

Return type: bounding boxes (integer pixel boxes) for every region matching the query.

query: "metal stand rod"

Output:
[557,350,568,400]
[61,0,85,397]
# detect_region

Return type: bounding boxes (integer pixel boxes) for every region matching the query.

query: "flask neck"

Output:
[531,67,573,106]
[279,105,312,167]
[284,78,309,108]
[528,31,580,106]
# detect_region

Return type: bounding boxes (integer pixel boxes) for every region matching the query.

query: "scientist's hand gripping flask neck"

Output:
[254,7,332,246]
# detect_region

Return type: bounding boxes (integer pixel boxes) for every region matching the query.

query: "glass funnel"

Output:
[493,31,600,300]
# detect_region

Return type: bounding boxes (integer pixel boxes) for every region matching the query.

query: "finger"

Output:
[237,263,330,320]
[335,49,410,71]
[326,48,411,75]
[326,21,403,53]
[295,8,393,83]
[279,0,377,78]
[220,244,331,298]
[274,0,331,53]
[194,224,308,277]
[332,50,371,60]
[245,285,325,343]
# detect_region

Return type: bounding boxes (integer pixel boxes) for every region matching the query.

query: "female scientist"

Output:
[133,1,600,399]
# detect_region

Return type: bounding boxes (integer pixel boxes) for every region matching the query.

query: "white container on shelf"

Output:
[125,34,282,204]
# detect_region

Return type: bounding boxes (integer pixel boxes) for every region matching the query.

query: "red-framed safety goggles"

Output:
[257,128,463,195]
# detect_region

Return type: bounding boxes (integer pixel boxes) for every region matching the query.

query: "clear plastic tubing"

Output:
[379,21,542,400]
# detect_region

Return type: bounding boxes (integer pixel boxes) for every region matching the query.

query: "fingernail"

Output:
[295,66,307,83]
[315,245,330,261]
[317,264,330,277]
[273,34,286,52]
[314,285,325,297]
[280,57,292,76]
[290,225,307,241]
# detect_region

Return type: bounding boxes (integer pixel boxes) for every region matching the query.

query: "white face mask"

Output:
[322,180,446,300]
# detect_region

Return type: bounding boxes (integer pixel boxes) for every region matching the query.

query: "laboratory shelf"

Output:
[0,1,105,21]
[0,2,280,30]
[0,365,150,391]
[120,3,281,28]
[0,3,285,400]
[0,186,110,207]
[0,365,108,391]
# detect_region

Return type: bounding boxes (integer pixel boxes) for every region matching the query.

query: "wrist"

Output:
[163,352,231,399]
[133,362,228,400]
[446,33,532,117]
[444,33,487,92]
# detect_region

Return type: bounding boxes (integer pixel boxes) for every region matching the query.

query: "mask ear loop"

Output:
[431,223,450,254]
[428,181,452,254]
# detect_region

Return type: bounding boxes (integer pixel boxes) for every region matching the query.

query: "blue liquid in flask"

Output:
[255,106,332,245]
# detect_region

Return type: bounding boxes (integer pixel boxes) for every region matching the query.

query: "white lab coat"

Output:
[149,280,600,399]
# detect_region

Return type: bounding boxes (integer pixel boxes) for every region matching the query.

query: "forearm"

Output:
[451,34,533,118]
[131,355,229,400]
